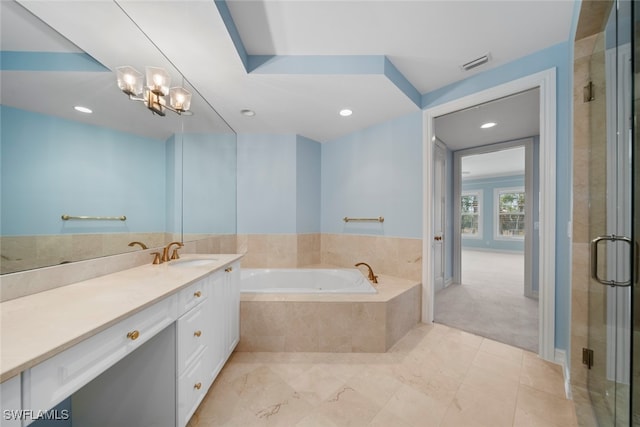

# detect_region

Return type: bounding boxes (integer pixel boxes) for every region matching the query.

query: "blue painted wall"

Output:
[236,134,297,233]
[296,135,321,233]
[0,105,167,235]
[321,112,423,238]
[236,134,321,234]
[461,175,525,252]
[182,133,237,234]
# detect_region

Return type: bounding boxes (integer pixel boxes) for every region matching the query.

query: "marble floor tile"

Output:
[189,323,577,427]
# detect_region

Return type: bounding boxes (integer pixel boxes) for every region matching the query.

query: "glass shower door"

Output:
[587,0,633,425]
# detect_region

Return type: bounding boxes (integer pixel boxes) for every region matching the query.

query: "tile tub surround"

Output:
[187,323,577,427]
[237,233,422,282]
[238,273,421,353]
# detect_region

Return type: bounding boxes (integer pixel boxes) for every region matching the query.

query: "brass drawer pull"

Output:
[194,330,202,337]
[194,291,202,297]
[127,330,140,340]
[194,382,202,390]
[225,266,233,272]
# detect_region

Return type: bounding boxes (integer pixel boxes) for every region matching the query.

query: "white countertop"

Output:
[0,254,243,383]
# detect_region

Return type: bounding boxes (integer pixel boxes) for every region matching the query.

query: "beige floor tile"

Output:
[519,352,566,397]
[344,368,404,407]
[462,364,520,406]
[315,386,382,427]
[515,384,577,427]
[479,338,525,365]
[294,412,340,427]
[189,324,575,427]
[367,407,413,427]
[440,382,517,427]
[382,384,450,427]
[288,365,347,405]
[472,349,523,382]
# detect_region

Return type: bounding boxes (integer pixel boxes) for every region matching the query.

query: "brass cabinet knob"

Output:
[194,382,202,390]
[225,266,233,272]
[127,330,140,340]
[194,291,202,297]
[194,330,202,337]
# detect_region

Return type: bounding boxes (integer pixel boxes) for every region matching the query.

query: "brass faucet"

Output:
[128,241,148,250]
[355,262,378,284]
[162,241,184,263]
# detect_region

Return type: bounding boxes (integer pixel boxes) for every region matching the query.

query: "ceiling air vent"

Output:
[461,53,491,71]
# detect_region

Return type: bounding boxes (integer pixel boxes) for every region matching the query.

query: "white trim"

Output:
[422,68,556,362]
[554,349,572,399]
[461,190,483,239]
[494,186,525,241]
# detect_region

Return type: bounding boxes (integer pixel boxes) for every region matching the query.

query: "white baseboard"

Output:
[554,348,572,399]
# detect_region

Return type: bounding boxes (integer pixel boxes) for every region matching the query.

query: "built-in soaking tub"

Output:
[240,268,377,294]
[238,267,421,353]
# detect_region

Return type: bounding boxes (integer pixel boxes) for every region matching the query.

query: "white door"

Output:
[433,142,446,291]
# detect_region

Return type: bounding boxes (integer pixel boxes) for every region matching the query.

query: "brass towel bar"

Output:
[343,216,384,223]
[61,214,127,221]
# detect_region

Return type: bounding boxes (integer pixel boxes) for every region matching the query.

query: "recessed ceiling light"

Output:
[74,106,92,114]
[241,109,255,117]
[481,122,496,129]
[339,109,352,117]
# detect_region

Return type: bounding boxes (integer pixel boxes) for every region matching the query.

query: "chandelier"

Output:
[116,66,192,116]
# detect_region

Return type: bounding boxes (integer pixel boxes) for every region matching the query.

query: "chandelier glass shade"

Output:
[116,66,192,116]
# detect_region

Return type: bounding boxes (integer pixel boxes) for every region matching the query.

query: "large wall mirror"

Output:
[0,0,237,274]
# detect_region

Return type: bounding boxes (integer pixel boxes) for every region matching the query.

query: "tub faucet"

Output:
[355,262,378,284]
[128,241,148,250]
[162,241,184,262]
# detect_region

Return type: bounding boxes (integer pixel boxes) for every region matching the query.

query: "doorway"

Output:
[421,68,557,361]
[434,139,538,352]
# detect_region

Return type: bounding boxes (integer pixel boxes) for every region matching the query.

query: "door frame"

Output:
[422,68,557,361]
[432,139,447,292]
[451,138,534,298]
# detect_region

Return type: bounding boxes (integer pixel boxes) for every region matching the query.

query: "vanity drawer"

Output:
[176,304,208,374]
[177,347,208,427]
[26,295,178,413]
[178,278,208,316]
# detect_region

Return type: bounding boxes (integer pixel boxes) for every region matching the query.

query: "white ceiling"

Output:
[2,0,574,143]
[461,146,525,180]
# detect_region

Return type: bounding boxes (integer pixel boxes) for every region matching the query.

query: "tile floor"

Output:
[188,323,577,427]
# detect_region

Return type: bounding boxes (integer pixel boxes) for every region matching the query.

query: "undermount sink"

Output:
[168,258,217,267]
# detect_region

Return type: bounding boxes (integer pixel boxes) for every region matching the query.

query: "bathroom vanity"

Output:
[0,254,242,427]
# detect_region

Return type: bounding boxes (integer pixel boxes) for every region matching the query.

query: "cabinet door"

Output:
[224,262,241,356]
[207,271,226,384]
[1,375,21,427]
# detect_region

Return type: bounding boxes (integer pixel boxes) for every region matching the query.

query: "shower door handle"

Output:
[590,234,632,287]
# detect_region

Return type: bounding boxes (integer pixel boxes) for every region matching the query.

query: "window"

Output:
[461,191,481,238]
[495,188,525,239]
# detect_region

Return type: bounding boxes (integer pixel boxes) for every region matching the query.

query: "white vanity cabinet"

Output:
[0,375,21,427]
[0,255,243,427]
[177,260,241,427]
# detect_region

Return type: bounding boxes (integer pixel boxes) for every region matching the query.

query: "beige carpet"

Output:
[434,249,538,352]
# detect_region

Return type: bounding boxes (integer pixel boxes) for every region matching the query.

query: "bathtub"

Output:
[240,268,377,294]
